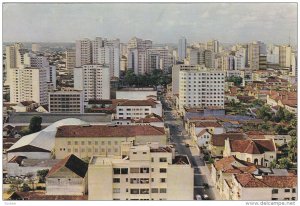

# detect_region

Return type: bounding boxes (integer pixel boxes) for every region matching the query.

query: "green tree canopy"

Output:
[29,116,42,134]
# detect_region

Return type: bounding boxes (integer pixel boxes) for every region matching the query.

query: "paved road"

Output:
[162,98,221,200]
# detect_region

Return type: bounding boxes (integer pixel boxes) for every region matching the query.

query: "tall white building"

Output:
[178,37,187,62]
[47,65,57,90]
[173,65,225,111]
[66,48,76,72]
[267,45,279,64]
[207,39,220,53]
[5,43,28,86]
[127,37,152,75]
[279,45,292,68]
[24,53,49,68]
[10,67,48,104]
[76,38,92,67]
[146,48,172,72]
[74,65,110,102]
[88,144,194,200]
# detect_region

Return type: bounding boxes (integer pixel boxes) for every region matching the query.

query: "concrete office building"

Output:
[74,65,110,102]
[10,67,48,104]
[88,144,194,200]
[207,39,219,53]
[24,53,49,68]
[48,91,84,113]
[178,37,187,62]
[267,45,279,64]
[146,48,172,72]
[172,65,225,111]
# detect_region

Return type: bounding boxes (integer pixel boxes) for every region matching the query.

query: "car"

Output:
[195,194,202,200]
[185,143,190,147]
[202,194,209,200]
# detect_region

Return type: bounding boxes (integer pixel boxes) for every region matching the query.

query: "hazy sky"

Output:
[3,3,297,45]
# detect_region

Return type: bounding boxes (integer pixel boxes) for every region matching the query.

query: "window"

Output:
[272,189,278,194]
[159,157,167,162]
[130,189,139,194]
[113,168,121,174]
[130,168,140,173]
[140,168,149,173]
[74,141,78,145]
[284,189,290,193]
[151,168,154,172]
[121,168,128,174]
[151,157,154,162]
[160,178,166,183]
[151,188,158,193]
[113,188,120,193]
[140,189,149,194]
[67,141,71,145]
[160,188,167,193]
[113,178,120,183]
[81,141,85,145]
[160,168,167,173]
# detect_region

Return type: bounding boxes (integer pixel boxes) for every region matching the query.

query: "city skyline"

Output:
[3,3,297,45]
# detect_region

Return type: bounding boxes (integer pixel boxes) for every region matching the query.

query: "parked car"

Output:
[196,194,202,200]
[185,143,190,147]
[202,194,209,200]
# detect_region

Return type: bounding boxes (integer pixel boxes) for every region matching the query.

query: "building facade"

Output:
[88,144,194,200]
[48,91,84,113]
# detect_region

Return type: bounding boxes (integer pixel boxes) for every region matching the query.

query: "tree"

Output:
[256,105,272,121]
[277,157,292,169]
[283,109,294,122]
[275,125,287,135]
[7,178,22,194]
[288,137,297,162]
[227,76,243,86]
[288,129,297,137]
[29,116,42,133]
[273,107,285,122]
[37,169,49,183]
[20,183,31,192]
[270,160,277,169]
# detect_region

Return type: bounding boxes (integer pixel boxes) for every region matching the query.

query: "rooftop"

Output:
[9,191,87,200]
[229,139,276,154]
[211,133,246,147]
[56,125,165,138]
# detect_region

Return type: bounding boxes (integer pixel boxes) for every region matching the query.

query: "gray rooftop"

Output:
[6,112,112,125]
[22,159,61,167]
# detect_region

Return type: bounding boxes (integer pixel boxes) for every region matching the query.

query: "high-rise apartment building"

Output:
[48,91,84,113]
[146,48,172,72]
[172,65,225,111]
[178,37,187,62]
[248,41,267,70]
[5,43,28,86]
[66,48,76,72]
[207,39,219,53]
[24,53,49,68]
[74,65,110,101]
[88,144,194,200]
[47,65,57,90]
[279,45,292,68]
[10,67,48,104]
[127,37,152,75]
[267,45,279,64]
[76,38,92,67]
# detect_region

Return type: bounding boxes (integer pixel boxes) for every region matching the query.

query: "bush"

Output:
[36,186,46,190]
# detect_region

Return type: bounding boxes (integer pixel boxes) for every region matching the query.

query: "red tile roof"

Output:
[214,156,257,172]
[193,121,222,128]
[229,139,275,154]
[46,154,88,178]
[211,133,246,147]
[118,99,158,107]
[235,173,297,188]
[56,125,165,138]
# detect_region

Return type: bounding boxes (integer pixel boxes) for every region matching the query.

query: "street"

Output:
[162,96,221,200]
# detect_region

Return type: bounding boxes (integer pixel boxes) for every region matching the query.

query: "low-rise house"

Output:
[231,173,297,200]
[11,101,39,113]
[46,154,88,196]
[209,133,247,158]
[223,138,276,167]
[267,90,297,114]
[211,156,259,200]
[194,129,212,147]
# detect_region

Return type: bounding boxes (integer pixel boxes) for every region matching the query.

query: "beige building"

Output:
[231,173,297,200]
[75,38,92,67]
[55,125,168,159]
[46,154,88,196]
[88,144,194,200]
[10,67,48,104]
[279,45,292,68]
[48,91,84,113]
[66,48,76,73]
[223,138,276,167]
[74,64,110,101]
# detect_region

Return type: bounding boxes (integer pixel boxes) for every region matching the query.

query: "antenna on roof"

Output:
[288,30,291,47]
